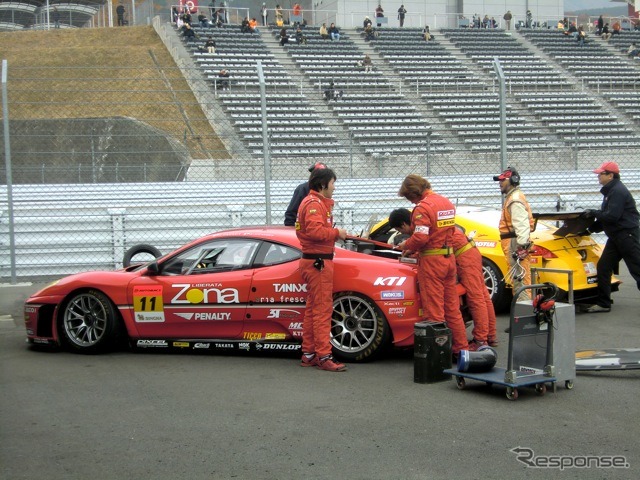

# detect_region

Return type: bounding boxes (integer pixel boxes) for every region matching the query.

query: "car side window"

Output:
[160,239,260,275]
[256,242,301,266]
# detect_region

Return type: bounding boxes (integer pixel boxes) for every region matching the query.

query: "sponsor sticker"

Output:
[265,333,286,340]
[388,307,406,315]
[214,343,234,349]
[381,291,405,300]
[583,262,597,275]
[474,241,497,248]
[137,339,168,348]
[436,218,455,228]
[243,332,262,340]
[415,225,429,234]
[133,285,165,323]
[173,341,190,348]
[374,276,407,286]
[437,209,455,219]
[193,343,211,349]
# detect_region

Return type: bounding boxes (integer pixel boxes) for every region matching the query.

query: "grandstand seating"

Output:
[607,30,640,56]
[520,29,640,89]
[442,28,573,88]
[366,27,485,90]
[184,24,347,158]
[280,27,452,156]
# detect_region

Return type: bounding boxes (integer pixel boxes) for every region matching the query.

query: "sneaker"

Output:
[467,339,489,351]
[316,355,347,372]
[487,337,499,348]
[300,353,318,367]
[584,304,611,313]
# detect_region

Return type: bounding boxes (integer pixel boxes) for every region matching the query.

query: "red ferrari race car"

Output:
[24,227,467,362]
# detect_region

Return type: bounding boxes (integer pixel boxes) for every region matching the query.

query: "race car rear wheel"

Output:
[482,258,511,313]
[331,293,390,362]
[58,290,122,354]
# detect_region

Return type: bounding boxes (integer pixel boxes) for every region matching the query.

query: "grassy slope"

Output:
[0,26,229,159]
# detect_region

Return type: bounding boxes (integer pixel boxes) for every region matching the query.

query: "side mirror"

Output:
[146,261,159,275]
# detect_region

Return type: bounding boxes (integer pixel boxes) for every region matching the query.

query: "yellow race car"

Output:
[367,205,619,312]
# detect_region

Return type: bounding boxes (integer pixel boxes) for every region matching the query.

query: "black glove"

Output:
[580,209,598,220]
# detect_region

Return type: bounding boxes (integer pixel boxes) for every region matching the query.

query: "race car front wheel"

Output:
[58,290,122,354]
[331,293,390,362]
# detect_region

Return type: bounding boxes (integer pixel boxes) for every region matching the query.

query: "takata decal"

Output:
[267,309,301,319]
[381,291,405,299]
[273,284,307,293]
[374,276,407,286]
[171,283,239,304]
[474,241,497,248]
[133,285,165,323]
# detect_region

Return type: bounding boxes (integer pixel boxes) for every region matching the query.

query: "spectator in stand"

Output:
[526,10,532,28]
[275,4,283,27]
[503,10,512,30]
[628,42,640,58]
[261,3,268,26]
[364,23,376,41]
[597,15,604,35]
[116,3,126,26]
[279,27,289,46]
[208,1,215,18]
[292,3,302,18]
[198,11,209,28]
[375,4,384,27]
[319,22,329,39]
[53,7,60,28]
[564,22,578,37]
[183,10,192,25]
[612,21,621,35]
[249,17,258,33]
[577,25,586,46]
[423,25,431,41]
[491,17,497,28]
[361,54,373,73]
[241,16,250,33]
[323,81,342,101]
[397,5,407,28]
[182,23,197,43]
[363,16,372,29]
[601,23,612,41]
[557,19,565,30]
[218,69,230,90]
[295,27,307,44]
[329,22,340,41]
[482,15,490,29]
[205,35,216,53]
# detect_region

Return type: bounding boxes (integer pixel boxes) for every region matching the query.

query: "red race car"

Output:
[24,226,467,362]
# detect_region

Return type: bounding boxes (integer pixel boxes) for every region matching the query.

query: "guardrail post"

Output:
[108,208,127,269]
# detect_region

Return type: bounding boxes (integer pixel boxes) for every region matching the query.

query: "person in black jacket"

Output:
[284,162,327,226]
[583,161,640,312]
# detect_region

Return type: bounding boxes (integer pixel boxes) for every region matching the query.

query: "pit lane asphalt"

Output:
[1,267,638,480]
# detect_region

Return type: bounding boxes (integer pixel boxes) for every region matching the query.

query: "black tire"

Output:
[123,244,162,267]
[482,257,511,313]
[58,290,122,354]
[331,292,390,362]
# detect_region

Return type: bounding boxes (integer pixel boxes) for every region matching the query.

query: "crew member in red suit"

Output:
[389,208,498,348]
[396,175,469,357]
[296,167,348,372]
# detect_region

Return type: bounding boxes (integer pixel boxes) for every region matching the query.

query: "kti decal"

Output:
[171,283,239,304]
[374,276,407,286]
[133,285,166,323]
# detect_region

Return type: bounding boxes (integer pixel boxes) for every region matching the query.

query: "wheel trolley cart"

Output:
[444,283,563,400]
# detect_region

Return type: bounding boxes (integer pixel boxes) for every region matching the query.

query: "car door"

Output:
[128,238,260,339]
[244,241,306,341]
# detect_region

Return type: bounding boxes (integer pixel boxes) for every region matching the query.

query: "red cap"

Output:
[593,161,620,174]
[493,167,518,181]
[308,162,327,172]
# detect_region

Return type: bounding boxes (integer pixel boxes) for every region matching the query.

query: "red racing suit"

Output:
[404,190,469,354]
[452,228,496,342]
[295,190,341,357]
